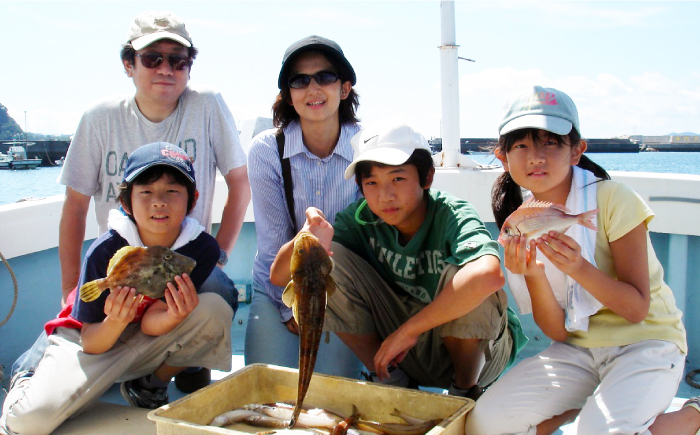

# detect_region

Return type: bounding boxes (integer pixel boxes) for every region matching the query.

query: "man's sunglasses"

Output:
[288,71,340,89]
[135,52,191,71]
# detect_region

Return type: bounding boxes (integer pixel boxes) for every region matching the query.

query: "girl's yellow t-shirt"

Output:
[566,180,687,354]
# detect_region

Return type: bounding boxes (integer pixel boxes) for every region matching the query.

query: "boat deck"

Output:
[30,303,697,435]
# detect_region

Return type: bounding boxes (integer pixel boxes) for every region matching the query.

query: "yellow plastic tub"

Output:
[148,364,473,435]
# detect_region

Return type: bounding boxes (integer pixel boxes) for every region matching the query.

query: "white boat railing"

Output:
[2,169,698,260]
[1,168,699,390]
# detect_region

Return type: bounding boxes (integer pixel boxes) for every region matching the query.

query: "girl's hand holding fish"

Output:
[104,286,141,324]
[535,231,585,276]
[502,237,566,331]
[501,235,543,278]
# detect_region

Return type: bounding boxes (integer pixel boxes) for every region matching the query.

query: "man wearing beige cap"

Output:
[10,10,250,405]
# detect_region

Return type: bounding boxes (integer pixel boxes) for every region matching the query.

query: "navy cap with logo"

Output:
[278,35,356,89]
[123,142,195,184]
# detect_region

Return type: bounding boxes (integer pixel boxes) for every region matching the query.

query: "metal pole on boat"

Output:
[438,1,479,168]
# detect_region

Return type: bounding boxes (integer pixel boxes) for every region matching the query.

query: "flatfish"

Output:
[79,245,196,302]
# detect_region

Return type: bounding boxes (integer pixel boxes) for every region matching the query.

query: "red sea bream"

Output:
[498,199,598,246]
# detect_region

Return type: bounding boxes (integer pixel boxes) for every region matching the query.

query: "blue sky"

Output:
[2,1,698,139]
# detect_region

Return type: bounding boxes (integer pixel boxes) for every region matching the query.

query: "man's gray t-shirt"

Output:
[59,84,247,235]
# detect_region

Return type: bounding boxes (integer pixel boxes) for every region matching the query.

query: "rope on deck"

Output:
[687,369,700,390]
[0,250,18,327]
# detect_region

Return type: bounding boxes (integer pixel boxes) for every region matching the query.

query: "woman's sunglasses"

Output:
[288,71,339,89]
[135,52,191,71]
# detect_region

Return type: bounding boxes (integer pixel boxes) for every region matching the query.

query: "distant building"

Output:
[639,135,700,151]
[670,135,700,144]
[642,135,700,145]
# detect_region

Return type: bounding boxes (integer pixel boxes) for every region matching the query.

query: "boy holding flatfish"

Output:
[271,122,526,401]
[0,142,233,435]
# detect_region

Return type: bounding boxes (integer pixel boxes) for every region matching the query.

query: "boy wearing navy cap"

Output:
[1,143,232,435]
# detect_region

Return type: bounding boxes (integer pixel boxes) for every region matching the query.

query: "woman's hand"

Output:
[104,286,141,324]
[163,273,199,322]
[502,236,544,277]
[536,231,584,276]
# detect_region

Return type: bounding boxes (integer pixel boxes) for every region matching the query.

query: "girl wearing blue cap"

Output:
[465,87,698,435]
[244,36,363,377]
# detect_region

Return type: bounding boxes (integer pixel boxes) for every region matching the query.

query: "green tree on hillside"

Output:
[1,103,23,140]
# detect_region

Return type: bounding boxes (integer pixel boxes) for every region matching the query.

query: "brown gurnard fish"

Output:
[281,232,336,428]
[79,245,196,302]
[498,199,598,246]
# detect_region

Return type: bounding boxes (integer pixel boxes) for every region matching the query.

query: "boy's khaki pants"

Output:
[2,293,232,435]
[324,243,511,389]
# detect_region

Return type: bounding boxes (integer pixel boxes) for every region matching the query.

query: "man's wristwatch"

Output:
[218,248,229,266]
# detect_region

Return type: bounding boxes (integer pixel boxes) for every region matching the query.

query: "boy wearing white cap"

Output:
[271,122,523,399]
[11,10,250,394]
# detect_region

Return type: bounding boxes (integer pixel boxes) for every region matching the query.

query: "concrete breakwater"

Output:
[430,136,700,153]
[4,136,699,167]
[429,137,642,153]
[641,143,700,152]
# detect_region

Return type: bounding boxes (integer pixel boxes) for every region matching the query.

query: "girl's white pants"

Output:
[465,340,684,435]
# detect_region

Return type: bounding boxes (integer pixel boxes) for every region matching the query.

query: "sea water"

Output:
[468,151,700,175]
[0,166,65,205]
[2,152,700,206]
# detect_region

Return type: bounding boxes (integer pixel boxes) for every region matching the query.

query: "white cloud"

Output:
[455,67,699,138]
[542,2,663,28]
[474,1,665,29]
[7,106,81,137]
[631,72,677,94]
[283,7,380,27]
[188,19,263,36]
